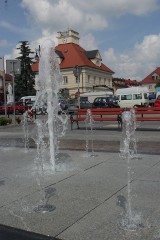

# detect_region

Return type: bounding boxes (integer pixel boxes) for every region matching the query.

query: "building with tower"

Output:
[32,29,114,97]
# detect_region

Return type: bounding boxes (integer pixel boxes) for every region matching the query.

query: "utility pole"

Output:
[6,59,21,124]
[73,65,81,108]
[0,56,7,117]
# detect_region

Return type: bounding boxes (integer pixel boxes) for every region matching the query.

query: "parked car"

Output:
[115,87,149,108]
[68,99,92,113]
[92,96,119,108]
[148,93,156,106]
[58,99,68,111]
[18,96,36,105]
[26,99,68,115]
[0,102,26,115]
[25,101,47,115]
[154,95,160,107]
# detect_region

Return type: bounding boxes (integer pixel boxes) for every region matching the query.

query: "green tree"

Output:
[15,41,36,99]
[155,78,160,89]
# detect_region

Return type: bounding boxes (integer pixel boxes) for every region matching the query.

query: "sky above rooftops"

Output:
[0,0,160,80]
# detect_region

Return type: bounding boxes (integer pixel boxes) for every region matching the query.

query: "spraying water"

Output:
[23,111,30,152]
[32,40,68,172]
[24,40,69,213]
[84,109,97,157]
[119,108,142,230]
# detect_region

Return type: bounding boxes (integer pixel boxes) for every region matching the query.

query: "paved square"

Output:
[0,147,160,239]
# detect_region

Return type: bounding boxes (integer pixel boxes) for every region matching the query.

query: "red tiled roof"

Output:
[55,43,114,73]
[141,67,160,84]
[124,79,141,86]
[31,43,114,74]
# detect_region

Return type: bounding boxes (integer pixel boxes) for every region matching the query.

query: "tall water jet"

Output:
[23,111,30,152]
[119,108,142,230]
[29,40,68,212]
[84,109,97,157]
[32,40,68,172]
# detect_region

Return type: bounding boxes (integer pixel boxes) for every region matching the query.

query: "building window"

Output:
[133,94,142,100]
[99,77,101,85]
[104,78,106,85]
[94,76,96,84]
[96,60,99,66]
[121,94,132,100]
[88,75,90,83]
[63,76,68,85]
[149,85,152,90]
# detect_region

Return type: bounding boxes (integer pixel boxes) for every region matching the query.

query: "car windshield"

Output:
[107,96,117,101]
[68,99,78,105]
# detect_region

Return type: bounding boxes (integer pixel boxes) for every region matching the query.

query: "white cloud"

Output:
[0,21,27,33]
[74,0,159,16]
[21,0,84,31]
[80,33,98,50]
[20,0,160,52]
[5,0,159,81]
[83,14,107,31]
[103,34,160,80]
[0,39,8,47]
[30,31,57,53]
[22,0,159,32]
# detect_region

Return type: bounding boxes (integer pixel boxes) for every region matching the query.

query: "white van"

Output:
[18,96,36,105]
[80,91,113,103]
[115,87,149,108]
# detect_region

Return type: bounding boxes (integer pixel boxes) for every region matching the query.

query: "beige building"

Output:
[32,30,114,97]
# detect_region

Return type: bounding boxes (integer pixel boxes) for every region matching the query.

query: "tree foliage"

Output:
[155,78,160,89]
[15,41,36,99]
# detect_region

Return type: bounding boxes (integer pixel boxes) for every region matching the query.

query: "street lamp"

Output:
[73,65,81,108]
[35,45,41,60]
[0,56,7,117]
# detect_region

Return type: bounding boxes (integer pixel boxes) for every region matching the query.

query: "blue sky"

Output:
[0,0,160,80]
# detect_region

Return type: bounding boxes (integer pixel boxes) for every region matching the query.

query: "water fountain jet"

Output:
[32,40,68,172]
[27,40,68,213]
[84,109,97,157]
[119,108,142,230]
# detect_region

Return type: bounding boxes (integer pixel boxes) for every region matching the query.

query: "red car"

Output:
[0,102,26,115]
[154,95,160,107]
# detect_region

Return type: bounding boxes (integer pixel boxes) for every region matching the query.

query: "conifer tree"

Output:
[15,41,36,99]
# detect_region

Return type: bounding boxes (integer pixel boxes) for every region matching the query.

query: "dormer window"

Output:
[85,50,102,67]
[96,60,99,66]
[152,73,159,80]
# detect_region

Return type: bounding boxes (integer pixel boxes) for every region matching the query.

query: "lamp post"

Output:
[35,45,41,60]
[73,65,81,108]
[0,56,7,117]
[6,59,21,124]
